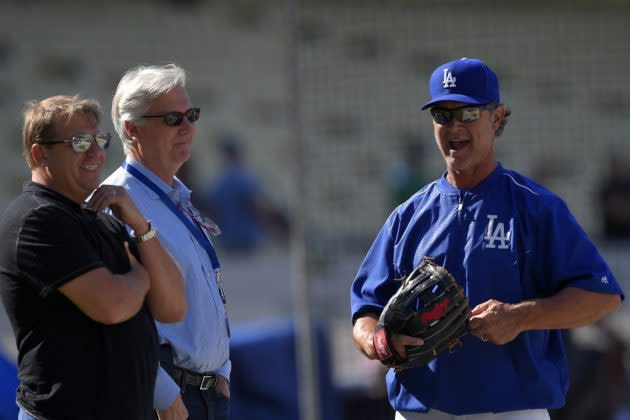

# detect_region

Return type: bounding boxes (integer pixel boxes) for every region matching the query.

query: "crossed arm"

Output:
[60,185,187,325]
[59,244,151,325]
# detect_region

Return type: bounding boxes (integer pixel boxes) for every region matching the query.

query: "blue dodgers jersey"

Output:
[351,164,624,415]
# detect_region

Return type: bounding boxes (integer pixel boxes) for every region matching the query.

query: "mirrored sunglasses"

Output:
[430,106,485,125]
[38,133,111,153]
[141,107,200,127]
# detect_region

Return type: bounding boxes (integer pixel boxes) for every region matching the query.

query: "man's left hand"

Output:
[217,375,230,399]
[469,299,525,345]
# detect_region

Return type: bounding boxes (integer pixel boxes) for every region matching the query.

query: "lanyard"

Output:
[122,161,221,271]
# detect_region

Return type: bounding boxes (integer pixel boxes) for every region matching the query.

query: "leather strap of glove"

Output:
[373,323,405,367]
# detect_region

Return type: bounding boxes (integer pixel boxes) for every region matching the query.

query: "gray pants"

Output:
[395,408,550,420]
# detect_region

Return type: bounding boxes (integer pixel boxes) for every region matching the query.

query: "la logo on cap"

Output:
[442,68,456,88]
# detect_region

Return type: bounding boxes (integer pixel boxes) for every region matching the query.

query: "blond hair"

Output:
[22,95,101,168]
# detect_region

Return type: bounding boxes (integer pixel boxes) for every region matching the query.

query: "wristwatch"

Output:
[134,221,157,244]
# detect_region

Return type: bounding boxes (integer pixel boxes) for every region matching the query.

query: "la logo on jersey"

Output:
[442,68,456,88]
[484,215,511,249]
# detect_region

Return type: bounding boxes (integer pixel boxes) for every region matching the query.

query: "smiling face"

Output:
[432,101,505,188]
[32,112,105,203]
[125,85,195,184]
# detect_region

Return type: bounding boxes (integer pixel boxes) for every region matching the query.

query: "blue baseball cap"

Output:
[420,58,500,110]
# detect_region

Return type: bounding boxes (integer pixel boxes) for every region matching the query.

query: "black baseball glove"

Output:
[372,257,470,370]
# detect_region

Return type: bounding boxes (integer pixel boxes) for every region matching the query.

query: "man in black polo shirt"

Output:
[0,95,187,419]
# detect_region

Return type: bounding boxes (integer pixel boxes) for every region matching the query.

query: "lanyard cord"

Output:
[122,161,220,270]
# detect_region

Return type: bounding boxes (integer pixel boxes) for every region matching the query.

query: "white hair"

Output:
[111,63,188,154]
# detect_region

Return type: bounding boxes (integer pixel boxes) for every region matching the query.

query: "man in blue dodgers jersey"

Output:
[351,58,623,419]
[103,64,231,420]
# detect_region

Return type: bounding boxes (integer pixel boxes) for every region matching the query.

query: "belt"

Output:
[169,365,219,391]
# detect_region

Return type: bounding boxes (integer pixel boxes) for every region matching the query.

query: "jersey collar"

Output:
[437,163,506,195]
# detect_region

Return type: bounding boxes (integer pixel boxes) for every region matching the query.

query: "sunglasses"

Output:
[141,107,200,127]
[38,133,112,153]
[430,105,495,125]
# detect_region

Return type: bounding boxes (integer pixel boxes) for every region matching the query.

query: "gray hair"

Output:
[484,103,510,137]
[496,106,511,137]
[111,63,188,154]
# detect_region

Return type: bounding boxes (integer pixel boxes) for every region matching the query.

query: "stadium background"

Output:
[1,0,630,418]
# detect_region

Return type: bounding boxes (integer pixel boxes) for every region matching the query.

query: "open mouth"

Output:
[449,140,470,151]
[80,164,99,171]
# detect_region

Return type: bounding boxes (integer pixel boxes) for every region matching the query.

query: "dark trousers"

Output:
[180,387,229,420]
[156,345,230,420]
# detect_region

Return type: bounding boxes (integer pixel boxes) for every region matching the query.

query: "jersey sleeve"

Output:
[16,206,104,298]
[541,198,624,299]
[351,211,404,324]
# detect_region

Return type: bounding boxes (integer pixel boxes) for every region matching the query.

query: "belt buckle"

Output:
[200,375,217,391]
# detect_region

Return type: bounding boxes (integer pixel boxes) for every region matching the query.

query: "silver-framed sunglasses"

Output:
[430,104,498,125]
[37,133,112,153]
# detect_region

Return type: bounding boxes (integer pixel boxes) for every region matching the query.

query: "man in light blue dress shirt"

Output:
[103,64,231,420]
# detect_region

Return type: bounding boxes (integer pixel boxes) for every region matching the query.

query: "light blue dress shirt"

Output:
[103,158,231,410]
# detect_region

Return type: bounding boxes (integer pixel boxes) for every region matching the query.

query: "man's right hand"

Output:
[157,395,188,420]
[353,315,423,360]
[84,184,147,233]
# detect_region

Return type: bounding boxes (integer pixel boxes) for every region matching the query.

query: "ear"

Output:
[123,120,139,141]
[31,143,48,166]
[491,105,506,132]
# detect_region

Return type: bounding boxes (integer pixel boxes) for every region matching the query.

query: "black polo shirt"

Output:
[0,182,158,420]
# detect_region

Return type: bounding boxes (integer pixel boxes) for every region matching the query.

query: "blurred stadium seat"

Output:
[229,318,339,420]
[0,351,18,419]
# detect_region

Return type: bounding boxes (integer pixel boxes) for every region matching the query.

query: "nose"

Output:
[440,119,468,141]
[86,139,104,154]
[444,116,466,128]
[179,115,195,131]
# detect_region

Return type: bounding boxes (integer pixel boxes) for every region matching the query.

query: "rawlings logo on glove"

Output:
[373,328,393,360]
[420,298,450,324]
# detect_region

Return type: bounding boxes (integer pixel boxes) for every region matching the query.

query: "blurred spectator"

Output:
[530,155,570,190]
[550,325,629,420]
[202,133,290,254]
[386,138,431,209]
[599,153,630,240]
